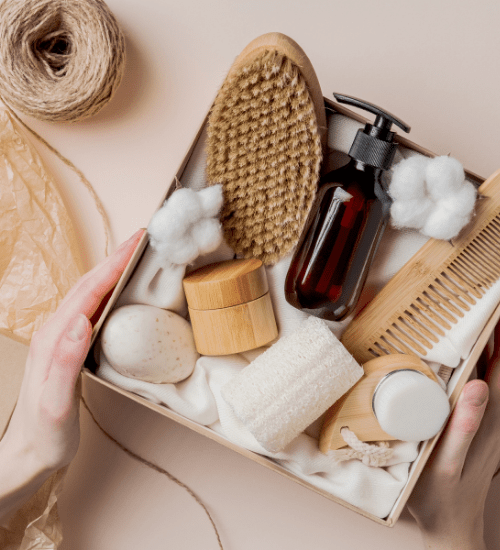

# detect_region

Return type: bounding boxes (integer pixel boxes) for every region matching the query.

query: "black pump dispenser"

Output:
[285,93,411,321]
[335,93,411,171]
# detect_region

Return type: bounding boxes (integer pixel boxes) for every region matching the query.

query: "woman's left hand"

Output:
[0,229,144,520]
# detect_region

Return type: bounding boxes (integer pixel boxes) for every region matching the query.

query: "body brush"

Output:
[206,32,326,265]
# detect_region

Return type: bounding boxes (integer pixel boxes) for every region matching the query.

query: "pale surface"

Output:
[23,0,498,547]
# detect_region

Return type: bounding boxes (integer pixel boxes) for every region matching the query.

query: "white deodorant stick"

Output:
[372,369,450,442]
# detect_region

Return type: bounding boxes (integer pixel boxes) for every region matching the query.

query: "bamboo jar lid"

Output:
[182,259,278,355]
[183,258,268,310]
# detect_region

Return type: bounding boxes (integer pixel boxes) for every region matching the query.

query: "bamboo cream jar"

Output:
[182,259,278,355]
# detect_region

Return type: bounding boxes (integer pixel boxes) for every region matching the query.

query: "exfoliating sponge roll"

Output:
[221,316,364,453]
[372,369,450,442]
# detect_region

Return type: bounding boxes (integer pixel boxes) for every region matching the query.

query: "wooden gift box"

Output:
[83,97,496,526]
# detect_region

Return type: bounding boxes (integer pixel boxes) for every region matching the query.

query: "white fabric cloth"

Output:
[96,112,495,518]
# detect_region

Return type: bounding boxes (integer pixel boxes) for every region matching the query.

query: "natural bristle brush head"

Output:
[206,33,326,265]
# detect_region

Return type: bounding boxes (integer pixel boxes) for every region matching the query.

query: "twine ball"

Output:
[0,0,125,122]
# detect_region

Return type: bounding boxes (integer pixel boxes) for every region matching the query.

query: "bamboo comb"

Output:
[341,169,500,369]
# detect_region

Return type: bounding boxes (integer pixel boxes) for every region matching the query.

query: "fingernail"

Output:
[68,314,89,342]
[464,381,489,407]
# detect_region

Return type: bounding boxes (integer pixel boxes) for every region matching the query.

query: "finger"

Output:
[463,355,500,476]
[430,380,489,479]
[58,229,145,312]
[43,314,92,418]
[41,229,145,342]
[491,321,500,361]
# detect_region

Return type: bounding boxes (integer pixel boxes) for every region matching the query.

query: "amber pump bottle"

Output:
[285,94,411,321]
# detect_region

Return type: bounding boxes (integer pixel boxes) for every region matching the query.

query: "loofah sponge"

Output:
[206,33,326,265]
[389,155,477,240]
[221,316,363,453]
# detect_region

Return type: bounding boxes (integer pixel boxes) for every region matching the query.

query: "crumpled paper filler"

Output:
[0,107,84,344]
[0,106,85,549]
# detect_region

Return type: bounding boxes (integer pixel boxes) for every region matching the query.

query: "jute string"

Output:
[81,396,225,550]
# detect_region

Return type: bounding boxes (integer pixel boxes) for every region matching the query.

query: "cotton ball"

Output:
[198,184,224,217]
[421,206,468,240]
[148,188,203,249]
[167,234,201,265]
[388,156,428,201]
[439,181,476,218]
[191,217,223,254]
[149,189,202,236]
[165,188,204,225]
[390,198,434,230]
[426,156,465,201]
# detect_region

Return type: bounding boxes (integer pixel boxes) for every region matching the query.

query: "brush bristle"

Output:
[206,50,322,265]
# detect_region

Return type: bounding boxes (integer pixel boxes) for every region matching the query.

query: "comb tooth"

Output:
[402,311,438,343]
[483,226,500,247]
[422,291,457,323]
[392,323,427,354]
[373,342,390,356]
[439,271,476,305]
[455,255,491,288]
[432,281,469,312]
[447,264,484,297]
[368,348,380,358]
[461,249,495,282]
[462,247,496,280]
[438,365,454,384]
[397,316,432,349]
[490,220,500,238]
[416,297,452,330]
[473,237,500,266]
[426,286,464,317]
[476,237,500,268]
[454,254,485,285]
[446,264,482,299]
[384,330,415,356]
[407,307,443,339]
[480,231,500,256]
[468,242,500,277]
[479,225,500,245]
[427,286,464,317]
[379,335,401,355]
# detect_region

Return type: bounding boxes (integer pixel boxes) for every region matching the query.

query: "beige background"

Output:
[17,0,500,547]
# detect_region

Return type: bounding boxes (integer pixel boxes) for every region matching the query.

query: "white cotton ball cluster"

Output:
[388,156,476,241]
[147,185,224,264]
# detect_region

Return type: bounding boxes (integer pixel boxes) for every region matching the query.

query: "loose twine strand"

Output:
[81,396,225,550]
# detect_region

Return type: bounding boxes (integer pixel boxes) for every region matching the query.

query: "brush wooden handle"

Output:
[319,355,439,452]
[341,169,500,364]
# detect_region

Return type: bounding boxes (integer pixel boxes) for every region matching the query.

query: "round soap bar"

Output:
[101,304,199,384]
[373,369,450,442]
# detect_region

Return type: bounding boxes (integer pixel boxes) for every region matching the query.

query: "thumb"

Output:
[432,380,489,478]
[46,314,92,413]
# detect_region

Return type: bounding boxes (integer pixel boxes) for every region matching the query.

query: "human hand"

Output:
[408,322,500,550]
[0,229,144,520]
